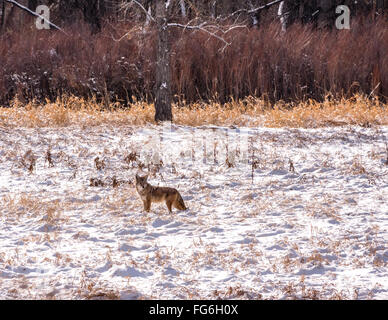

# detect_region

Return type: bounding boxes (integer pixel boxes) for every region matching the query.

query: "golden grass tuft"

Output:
[263,95,388,128]
[0,94,386,128]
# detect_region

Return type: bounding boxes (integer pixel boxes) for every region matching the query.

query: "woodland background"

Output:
[0,0,387,107]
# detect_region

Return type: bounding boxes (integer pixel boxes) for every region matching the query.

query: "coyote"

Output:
[135,174,187,213]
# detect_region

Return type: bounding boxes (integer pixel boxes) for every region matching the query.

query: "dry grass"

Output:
[76,272,121,300]
[0,194,64,223]
[0,94,386,128]
[263,95,388,128]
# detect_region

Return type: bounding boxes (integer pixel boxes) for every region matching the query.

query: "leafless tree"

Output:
[154,0,172,122]
[129,0,286,122]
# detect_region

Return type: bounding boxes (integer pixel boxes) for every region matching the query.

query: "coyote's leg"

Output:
[143,198,151,212]
[166,200,173,213]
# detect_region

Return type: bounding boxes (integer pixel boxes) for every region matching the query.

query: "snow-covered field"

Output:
[0,123,387,299]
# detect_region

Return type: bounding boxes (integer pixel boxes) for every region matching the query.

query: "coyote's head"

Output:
[135,174,148,189]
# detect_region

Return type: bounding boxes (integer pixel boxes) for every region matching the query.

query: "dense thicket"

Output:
[2,1,387,30]
[0,1,387,106]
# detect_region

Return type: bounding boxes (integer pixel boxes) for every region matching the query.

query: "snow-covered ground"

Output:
[0,124,387,299]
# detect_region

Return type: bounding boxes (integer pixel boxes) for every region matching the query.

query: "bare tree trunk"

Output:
[145,5,152,26]
[80,0,105,32]
[210,0,216,18]
[278,0,339,30]
[377,0,388,12]
[154,0,172,122]
[0,0,5,32]
[278,0,299,31]
[26,0,37,25]
[180,0,186,18]
[278,1,287,31]
[316,0,337,29]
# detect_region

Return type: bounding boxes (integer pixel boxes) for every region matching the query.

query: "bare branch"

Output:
[110,26,143,42]
[167,21,247,52]
[127,0,156,23]
[219,0,284,21]
[5,0,67,34]
[179,0,186,18]
[168,22,228,44]
[248,0,285,14]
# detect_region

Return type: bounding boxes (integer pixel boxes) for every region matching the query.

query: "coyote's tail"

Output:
[175,193,187,211]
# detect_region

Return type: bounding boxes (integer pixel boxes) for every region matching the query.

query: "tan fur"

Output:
[135,174,187,213]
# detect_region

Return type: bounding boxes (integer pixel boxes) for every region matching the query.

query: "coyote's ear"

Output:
[135,174,140,180]
[144,174,148,181]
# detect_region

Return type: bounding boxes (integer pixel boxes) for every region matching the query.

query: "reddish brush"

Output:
[0,17,387,106]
